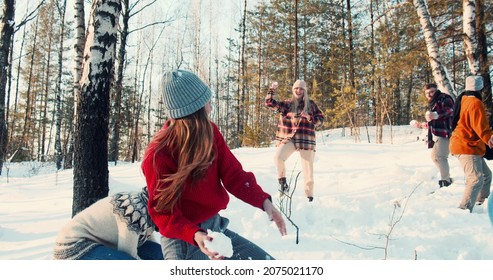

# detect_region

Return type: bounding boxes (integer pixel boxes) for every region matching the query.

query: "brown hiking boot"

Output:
[278,177,289,193]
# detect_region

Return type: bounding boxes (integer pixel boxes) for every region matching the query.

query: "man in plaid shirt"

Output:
[265,80,324,202]
[411,83,454,189]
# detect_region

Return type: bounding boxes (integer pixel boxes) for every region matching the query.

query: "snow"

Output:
[204,230,234,258]
[1,125,493,277]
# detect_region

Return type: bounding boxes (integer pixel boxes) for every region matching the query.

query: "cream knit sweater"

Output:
[53,187,156,260]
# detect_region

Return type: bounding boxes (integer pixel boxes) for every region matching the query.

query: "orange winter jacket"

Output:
[450,95,493,156]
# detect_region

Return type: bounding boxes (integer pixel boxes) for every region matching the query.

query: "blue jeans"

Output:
[161,215,275,260]
[79,240,163,260]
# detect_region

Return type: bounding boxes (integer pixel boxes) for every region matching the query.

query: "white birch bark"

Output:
[462,0,480,74]
[73,0,85,115]
[64,0,86,169]
[413,0,456,97]
[73,0,121,216]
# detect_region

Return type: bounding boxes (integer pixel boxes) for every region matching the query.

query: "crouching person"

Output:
[53,186,163,260]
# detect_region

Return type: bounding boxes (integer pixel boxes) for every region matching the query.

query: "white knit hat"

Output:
[292,80,307,91]
[161,70,211,119]
[465,75,484,91]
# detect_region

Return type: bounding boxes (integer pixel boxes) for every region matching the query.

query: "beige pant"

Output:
[275,141,315,197]
[456,154,492,212]
[430,136,451,180]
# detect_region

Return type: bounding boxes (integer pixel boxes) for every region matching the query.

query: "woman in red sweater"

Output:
[142,70,286,260]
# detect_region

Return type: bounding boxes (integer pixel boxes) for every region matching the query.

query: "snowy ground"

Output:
[1,125,492,277]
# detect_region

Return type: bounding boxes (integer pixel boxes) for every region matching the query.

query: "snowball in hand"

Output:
[204,230,233,258]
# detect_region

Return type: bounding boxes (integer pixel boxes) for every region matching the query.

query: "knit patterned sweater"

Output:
[450,96,493,156]
[53,188,155,260]
[265,92,324,150]
[141,122,271,246]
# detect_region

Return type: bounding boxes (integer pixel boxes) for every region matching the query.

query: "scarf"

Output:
[451,91,482,131]
[428,90,444,111]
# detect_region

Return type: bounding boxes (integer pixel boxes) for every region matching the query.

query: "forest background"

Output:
[0,0,492,215]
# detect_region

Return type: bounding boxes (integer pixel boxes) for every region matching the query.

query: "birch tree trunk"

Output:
[413,0,456,97]
[475,0,491,123]
[462,0,480,74]
[65,0,86,169]
[0,0,15,175]
[72,0,121,216]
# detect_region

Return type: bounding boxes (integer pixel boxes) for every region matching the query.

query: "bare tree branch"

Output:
[129,19,174,34]
[129,0,158,18]
[14,0,46,32]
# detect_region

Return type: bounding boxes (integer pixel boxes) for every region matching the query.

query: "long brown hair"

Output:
[145,107,215,213]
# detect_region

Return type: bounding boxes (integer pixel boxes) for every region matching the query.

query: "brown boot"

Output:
[278,177,289,192]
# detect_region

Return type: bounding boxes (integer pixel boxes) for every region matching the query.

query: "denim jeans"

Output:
[161,215,274,260]
[79,240,163,260]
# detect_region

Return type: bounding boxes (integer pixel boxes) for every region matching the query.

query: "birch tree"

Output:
[475,0,492,120]
[462,0,480,75]
[462,0,490,107]
[65,0,86,169]
[72,0,121,216]
[413,0,456,97]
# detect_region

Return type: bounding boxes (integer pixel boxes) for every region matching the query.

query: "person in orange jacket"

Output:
[450,75,493,212]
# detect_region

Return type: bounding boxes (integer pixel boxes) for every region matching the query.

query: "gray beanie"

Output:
[465,75,484,91]
[161,70,211,119]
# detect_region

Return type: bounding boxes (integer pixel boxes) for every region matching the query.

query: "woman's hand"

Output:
[300,111,312,122]
[194,231,224,260]
[263,199,287,236]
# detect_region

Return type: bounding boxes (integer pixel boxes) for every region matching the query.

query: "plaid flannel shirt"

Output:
[265,92,324,150]
[429,92,454,138]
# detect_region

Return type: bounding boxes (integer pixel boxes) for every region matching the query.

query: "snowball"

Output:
[204,230,233,258]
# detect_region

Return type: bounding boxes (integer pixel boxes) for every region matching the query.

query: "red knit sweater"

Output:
[141,122,271,245]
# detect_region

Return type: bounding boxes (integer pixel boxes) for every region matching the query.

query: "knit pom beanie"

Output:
[161,70,211,119]
[465,75,484,92]
[292,80,307,91]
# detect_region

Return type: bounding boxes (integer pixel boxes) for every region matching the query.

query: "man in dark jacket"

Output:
[412,83,454,189]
